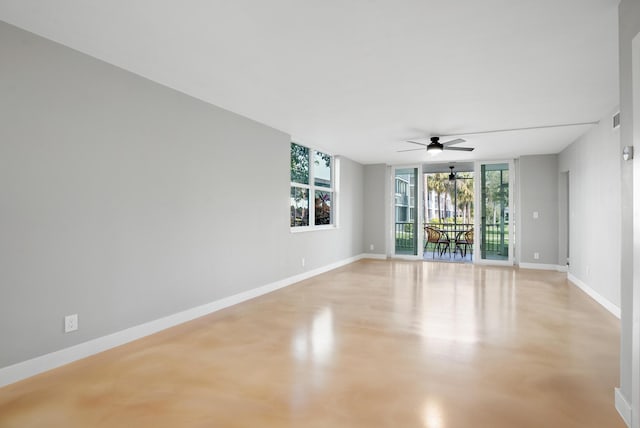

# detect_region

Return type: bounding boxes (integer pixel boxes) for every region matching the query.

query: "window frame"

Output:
[290,142,336,232]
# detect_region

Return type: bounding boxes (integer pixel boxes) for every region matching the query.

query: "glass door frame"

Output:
[390,164,423,259]
[473,159,515,266]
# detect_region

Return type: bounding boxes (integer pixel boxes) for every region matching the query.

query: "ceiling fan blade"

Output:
[442,138,466,147]
[405,140,428,147]
[397,148,426,152]
[444,146,474,152]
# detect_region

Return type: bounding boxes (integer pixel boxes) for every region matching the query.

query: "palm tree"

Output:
[427,173,448,222]
[456,173,474,224]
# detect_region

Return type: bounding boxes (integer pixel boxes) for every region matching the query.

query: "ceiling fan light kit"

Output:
[427,139,444,156]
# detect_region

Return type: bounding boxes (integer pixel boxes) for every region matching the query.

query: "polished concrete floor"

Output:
[0,260,625,427]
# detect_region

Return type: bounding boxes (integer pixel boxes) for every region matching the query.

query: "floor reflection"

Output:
[390,263,522,358]
[421,399,444,428]
[291,307,334,364]
[289,307,335,408]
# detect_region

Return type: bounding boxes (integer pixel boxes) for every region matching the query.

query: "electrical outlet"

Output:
[301,257,305,267]
[64,314,78,333]
[370,244,374,251]
[533,252,539,260]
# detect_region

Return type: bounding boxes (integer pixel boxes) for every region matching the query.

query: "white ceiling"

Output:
[0,0,620,165]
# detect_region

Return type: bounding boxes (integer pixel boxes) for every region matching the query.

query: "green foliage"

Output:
[292,143,332,185]
[427,173,448,221]
[427,173,448,194]
[314,151,331,168]
[290,143,309,184]
[482,167,509,224]
[426,172,474,223]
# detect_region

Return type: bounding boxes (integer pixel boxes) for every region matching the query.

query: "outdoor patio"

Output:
[395,222,508,263]
[423,246,473,263]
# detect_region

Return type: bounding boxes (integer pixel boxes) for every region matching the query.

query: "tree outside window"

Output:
[290,142,334,228]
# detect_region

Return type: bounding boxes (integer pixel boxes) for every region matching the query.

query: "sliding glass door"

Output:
[477,162,513,264]
[394,167,420,256]
[424,167,474,261]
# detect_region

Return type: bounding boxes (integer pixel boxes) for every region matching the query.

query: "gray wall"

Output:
[0,22,364,369]
[619,0,640,415]
[363,164,387,255]
[558,109,621,308]
[518,155,559,265]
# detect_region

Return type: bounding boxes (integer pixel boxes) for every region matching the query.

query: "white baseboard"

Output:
[360,253,387,260]
[615,388,632,427]
[391,255,424,261]
[567,273,621,319]
[519,262,567,272]
[0,253,368,388]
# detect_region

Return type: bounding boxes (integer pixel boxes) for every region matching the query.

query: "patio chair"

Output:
[425,226,450,258]
[455,229,474,259]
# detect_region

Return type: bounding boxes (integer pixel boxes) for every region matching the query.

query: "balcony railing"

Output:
[394,222,509,258]
[479,223,509,257]
[395,222,416,254]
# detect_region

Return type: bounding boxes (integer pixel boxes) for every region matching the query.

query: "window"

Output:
[290,142,335,229]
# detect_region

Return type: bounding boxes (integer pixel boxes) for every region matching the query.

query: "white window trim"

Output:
[290,144,337,232]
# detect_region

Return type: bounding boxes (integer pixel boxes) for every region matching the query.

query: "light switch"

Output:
[533,211,539,219]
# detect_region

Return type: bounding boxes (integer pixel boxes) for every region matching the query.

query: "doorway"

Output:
[478,162,513,263]
[393,167,420,256]
[423,163,474,262]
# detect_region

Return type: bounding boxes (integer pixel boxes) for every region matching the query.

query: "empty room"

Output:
[1,1,639,427]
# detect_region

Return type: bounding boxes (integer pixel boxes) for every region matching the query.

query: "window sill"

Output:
[290,225,337,233]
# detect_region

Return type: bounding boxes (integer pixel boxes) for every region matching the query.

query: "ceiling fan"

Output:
[397,121,600,157]
[398,136,474,156]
